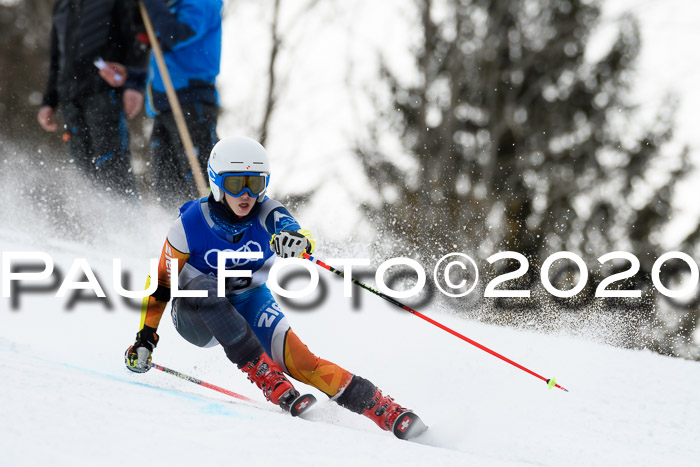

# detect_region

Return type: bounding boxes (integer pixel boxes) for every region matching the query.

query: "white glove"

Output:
[125,326,158,373]
[271,230,312,258]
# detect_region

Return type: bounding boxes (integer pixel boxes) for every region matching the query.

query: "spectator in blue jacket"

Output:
[100,0,222,209]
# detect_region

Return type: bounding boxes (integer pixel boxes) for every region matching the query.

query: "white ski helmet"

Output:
[207,136,271,202]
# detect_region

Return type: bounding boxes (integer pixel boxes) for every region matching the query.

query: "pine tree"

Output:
[358,0,695,357]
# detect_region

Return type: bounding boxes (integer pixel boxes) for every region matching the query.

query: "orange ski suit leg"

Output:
[283,328,353,397]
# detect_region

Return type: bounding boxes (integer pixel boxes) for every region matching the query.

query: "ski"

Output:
[152,361,425,437]
[288,393,317,417]
[392,412,428,440]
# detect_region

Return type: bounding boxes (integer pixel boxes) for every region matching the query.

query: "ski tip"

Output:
[290,393,317,417]
[392,412,428,440]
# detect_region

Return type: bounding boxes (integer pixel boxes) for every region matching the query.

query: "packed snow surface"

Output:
[1,227,699,467]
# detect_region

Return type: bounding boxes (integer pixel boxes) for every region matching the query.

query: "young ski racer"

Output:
[124,136,427,439]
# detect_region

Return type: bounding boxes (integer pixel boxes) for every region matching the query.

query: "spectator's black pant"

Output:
[61,90,138,198]
[150,102,218,209]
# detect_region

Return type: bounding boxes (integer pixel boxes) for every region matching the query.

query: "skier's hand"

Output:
[37,106,58,132]
[122,89,143,119]
[125,325,159,373]
[270,230,313,258]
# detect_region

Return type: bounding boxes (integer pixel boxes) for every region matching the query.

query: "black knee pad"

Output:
[171,298,215,347]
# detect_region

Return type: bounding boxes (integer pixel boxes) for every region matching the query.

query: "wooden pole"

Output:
[138,1,208,197]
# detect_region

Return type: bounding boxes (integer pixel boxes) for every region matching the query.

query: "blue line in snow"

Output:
[31,356,246,419]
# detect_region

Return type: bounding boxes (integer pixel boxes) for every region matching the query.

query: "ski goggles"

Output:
[212,171,269,198]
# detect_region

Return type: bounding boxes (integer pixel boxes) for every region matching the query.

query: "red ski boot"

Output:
[240,353,316,415]
[362,388,427,440]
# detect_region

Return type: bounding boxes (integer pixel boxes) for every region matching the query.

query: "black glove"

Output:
[125,325,159,373]
[270,230,312,258]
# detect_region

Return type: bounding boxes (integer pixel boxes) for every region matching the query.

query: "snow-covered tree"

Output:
[358,0,696,358]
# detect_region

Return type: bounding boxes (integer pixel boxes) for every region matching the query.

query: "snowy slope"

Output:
[2,229,700,467]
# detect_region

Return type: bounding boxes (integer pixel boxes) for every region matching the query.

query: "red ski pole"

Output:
[151,362,258,403]
[302,253,569,392]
